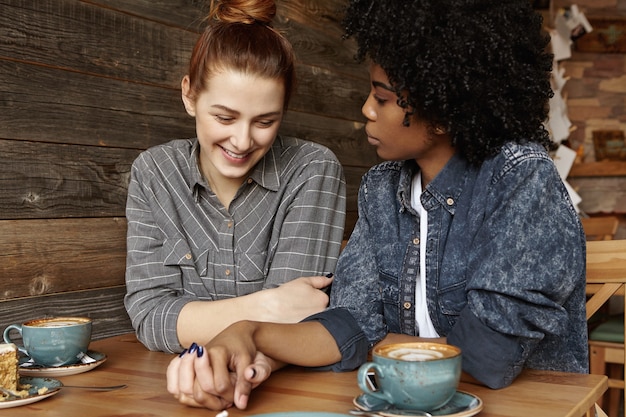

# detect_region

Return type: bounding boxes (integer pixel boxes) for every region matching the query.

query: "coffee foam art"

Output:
[387,347,445,361]
[31,321,81,328]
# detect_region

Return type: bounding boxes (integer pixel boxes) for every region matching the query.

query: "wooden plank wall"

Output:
[0,0,377,340]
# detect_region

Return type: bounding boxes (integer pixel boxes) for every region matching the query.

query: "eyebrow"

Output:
[372,80,395,92]
[211,104,283,118]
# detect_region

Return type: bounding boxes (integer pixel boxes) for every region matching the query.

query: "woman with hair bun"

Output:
[167,0,588,411]
[124,0,345,354]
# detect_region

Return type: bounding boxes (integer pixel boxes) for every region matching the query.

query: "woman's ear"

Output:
[181,75,196,117]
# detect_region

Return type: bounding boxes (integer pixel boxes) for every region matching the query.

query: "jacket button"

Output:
[446,197,454,206]
[184,253,192,260]
[403,302,411,309]
[413,237,420,245]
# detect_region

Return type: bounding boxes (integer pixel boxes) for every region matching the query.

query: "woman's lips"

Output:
[365,130,380,145]
[220,145,251,162]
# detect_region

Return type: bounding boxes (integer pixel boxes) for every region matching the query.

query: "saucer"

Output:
[353,390,483,417]
[250,413,350,417]
[19,350,107,377]
[0,377,62,409]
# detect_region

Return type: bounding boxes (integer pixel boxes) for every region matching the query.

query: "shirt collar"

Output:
[398,153,471,215]
[189,137,282,197]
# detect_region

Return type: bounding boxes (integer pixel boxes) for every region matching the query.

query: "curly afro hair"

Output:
[343,0,555,165]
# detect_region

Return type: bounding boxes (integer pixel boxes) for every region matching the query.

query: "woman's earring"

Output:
[434,126,446,135]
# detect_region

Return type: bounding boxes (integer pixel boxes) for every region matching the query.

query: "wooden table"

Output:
[8,334,607,417]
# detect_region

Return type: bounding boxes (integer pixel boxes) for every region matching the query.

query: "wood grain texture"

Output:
[0,59,195,149]
[0,0,196,87]
[0,286,133,340]
[0,139,137,219]
[0,218,127,298]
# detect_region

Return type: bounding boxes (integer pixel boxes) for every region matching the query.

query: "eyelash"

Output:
[373,94,387,105]
[214,115,276,128]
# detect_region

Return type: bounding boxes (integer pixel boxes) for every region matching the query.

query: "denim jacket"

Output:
[305,142,588,389]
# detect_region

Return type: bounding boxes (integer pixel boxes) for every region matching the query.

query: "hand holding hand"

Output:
[260,275,334,323]
[166,322,275,410]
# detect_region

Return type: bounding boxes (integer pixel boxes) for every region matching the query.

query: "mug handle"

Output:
[3,324,28,356]
[357,362,389,402]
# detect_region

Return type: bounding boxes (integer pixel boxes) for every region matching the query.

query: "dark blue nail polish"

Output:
[196,346,204,358]
[179,349,188,358]
[189,342,198,354]
[325,272,334,278]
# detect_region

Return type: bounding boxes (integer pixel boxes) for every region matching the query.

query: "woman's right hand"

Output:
[259,275,334,323]
[166,321,275,410]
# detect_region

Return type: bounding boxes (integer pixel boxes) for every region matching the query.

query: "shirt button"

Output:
[446,197,454,206]
[184,253,192,260]
[225,269,231,276]
[403,302,411,309]
[227,222,233,228]
[413,238,420,245]
[247,178,253,184]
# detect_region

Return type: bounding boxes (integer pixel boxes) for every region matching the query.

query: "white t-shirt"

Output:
[411,172,440,338]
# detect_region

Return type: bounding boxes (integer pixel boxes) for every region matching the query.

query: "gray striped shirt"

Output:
[124,136,346,352]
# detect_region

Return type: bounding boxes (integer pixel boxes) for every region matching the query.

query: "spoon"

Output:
[61,384,128,391]
[0,384,127,399]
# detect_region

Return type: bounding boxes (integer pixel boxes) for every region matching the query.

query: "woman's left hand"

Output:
[166,329,274,410]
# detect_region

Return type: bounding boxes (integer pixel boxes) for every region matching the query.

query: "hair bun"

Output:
[209,0,276,25]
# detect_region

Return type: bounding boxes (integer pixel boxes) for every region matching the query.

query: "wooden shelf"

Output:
[568,161,626,177]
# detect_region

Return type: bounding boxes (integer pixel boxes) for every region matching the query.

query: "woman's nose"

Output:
[230,124,253,150]
[362,95,376,121]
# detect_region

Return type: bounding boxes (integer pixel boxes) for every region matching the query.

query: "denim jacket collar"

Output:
[397,153,471,216]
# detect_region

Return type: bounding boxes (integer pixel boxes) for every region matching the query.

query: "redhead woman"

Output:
[124,0,345,354]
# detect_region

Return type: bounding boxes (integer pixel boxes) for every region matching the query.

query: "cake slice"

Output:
[0,343,19,398]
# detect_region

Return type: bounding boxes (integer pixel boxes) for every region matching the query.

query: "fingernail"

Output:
[189,342,198,354]
[325,272,334,278]
[196,345,204,358]
[179,349,188,358]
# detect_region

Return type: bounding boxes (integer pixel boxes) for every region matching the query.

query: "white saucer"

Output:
[353,390,483,417]
[19,350,107,377]
[0,377,62,409]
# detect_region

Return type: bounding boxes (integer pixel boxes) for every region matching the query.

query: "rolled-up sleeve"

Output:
[302,308,369,371]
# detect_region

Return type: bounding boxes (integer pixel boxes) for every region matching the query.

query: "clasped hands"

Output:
[166,275,333,410]
[166,335,274,410]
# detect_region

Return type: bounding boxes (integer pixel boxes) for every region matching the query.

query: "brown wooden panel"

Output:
[0,218,127,300]
[0,139,136,219]
[276,0,366,79]
[290,64,368,122]
[569,162,626,177]
[0,286,133,341]
[0,0,196,87]
[575,16,626,53]
[280,111,380,168]
[344,165,368,212]
[0,60,195,148]
[86,0,207,30]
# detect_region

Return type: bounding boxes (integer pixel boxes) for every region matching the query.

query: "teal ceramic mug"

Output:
[3,317,92,367]
[357,342,462,411]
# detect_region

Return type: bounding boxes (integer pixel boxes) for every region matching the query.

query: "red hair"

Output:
[186,0,295,108]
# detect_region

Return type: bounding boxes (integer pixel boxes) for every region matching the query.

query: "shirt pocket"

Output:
[233,251,268,285]
[163,238,209,277]
[438,281,467,323]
